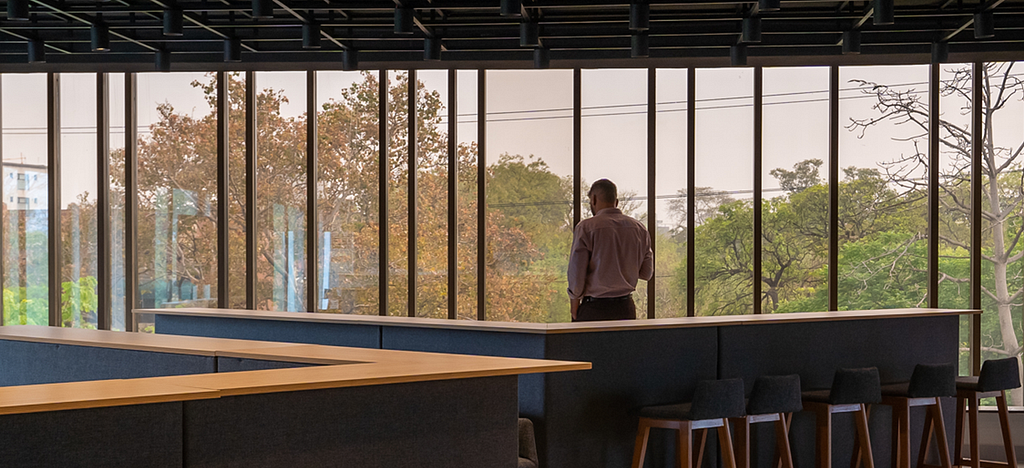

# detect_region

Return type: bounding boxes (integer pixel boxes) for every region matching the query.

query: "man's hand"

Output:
[570,298,581,321]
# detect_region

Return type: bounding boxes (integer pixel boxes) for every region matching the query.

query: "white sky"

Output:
[0,64,1009,220]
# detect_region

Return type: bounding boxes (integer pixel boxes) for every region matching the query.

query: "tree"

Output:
[847,63,1024,403]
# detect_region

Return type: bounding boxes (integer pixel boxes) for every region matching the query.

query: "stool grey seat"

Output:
[631,378,746,468]
[732,374,803,468]
[802,367,882,468]
[518,418,539,468]
[879,363,956,468]
[954,357,1021,468]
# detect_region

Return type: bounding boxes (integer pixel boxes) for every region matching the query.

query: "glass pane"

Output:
[227,72,246,309]
[60,73,98,328]
[136,72,218,310]
[316,70,380,315]
[694,68,754,316]
[109,73,126,330]
[486,70,573,323]
[978,62,1024,404]
[936,64,974,376]
[457,70,478,320]
[655,68,688,318]
[387,71,408,317]
[580,69,649,314]
[416,70,450,319]
[2,74,49,326]
[838,65,929,311]
[255,72,307,312]
[762,67,830,313]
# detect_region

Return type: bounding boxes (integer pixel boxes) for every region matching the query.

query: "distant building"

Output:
[2,162,47,211]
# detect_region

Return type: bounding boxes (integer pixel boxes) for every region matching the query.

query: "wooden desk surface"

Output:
[137,307,981,334]
[0,326,590,415]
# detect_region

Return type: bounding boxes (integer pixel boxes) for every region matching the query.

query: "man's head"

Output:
[588,179,618,215]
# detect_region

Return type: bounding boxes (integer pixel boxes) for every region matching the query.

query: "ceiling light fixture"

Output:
[501,0,522,17]
[155,49,171,71]
[28,38,44,63]
[395,7,415,34]
[873,0,894,25]
[252,0,273,19]
[730,43,747,66]
[163,8,183,36]
[742,17,761,43]
[520,21,539,47]
[533,47,549,69]
[7,0,28,21]
[303,23,322,49]
[631,31,649,58]
[91,24,110,52]
[974,11,994,39]
[424,36,442,61]
[342,49,358,71]
[629,2,649,31]
[842,30,861,54]
[224,38,241,62]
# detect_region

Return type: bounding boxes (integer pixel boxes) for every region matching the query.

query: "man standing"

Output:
[567,179,654,321]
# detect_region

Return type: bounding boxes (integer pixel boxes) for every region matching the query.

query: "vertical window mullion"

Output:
[379,70,389,316]
[246,71,257,310]
[928,63,940,309]
[753,67,763,314]
[47,72,61,327]
[477,71,486,321]
[408,70,417,317]
[573,69,581,229]
[216,71,230,309]
[97,72,111,330]
[686,68,696,317]
[970,62,983,375]
[307,70,318,313]
[647,67,656,319]
[828,65,839,312]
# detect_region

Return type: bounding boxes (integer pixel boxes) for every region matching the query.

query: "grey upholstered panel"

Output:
[0,339,215,386]
[0,402,183,467]
[183,375,519,468]
[215,356,317,372]
[155,314,382,348]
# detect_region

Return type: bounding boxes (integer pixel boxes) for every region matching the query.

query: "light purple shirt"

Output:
[567,207,654,301]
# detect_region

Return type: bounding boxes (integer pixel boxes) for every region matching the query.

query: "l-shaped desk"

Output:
[141,307,978,468]
[0,325,588,467]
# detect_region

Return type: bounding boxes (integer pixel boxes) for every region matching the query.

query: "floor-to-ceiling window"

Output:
[254,72,307,312]
[2,74,49,326]
[654,69,689,318]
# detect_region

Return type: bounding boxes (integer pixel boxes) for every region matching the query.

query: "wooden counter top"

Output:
[137,307,981,334]
[0,326,590,415]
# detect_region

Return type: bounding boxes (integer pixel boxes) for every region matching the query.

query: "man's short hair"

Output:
[589,179,617,204]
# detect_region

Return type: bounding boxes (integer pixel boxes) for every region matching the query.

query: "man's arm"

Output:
[567,224,590,318]
[639,230,654,281]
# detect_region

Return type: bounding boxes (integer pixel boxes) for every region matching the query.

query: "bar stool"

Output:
[631,378,746,468]
[954,357,1021,468]
[802,367,882,468]
[731,374,803,468]
[879,363,956,468]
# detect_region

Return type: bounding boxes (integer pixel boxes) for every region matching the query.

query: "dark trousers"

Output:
[574,295,636,322]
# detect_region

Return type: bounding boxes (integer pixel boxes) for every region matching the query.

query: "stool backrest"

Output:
[907,362,956,398]
[979,357,1022,392]
[829,367,881,405]
[691,378,746,420]
[748,374,803,415]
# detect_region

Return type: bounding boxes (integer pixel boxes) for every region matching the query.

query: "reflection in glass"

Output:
[2,74,49,326]
[838,65,929,311]
[109,73,126,330]
[486,70,573,323]
[694,68,754,316]
[316,70,379,315]
[581,69,649,314]
[655,69,688,318]
[136,73,219,310]
[762,67,830,313]
[255,72,306,311]
[60,73,99,328]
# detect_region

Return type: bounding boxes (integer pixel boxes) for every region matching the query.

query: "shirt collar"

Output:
[595,207,622,216]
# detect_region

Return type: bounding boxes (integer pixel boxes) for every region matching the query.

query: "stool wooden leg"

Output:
[855,404,876,468]
[678,423,694,468]
[694,428,708,468]
[893,402,906,468]
[918,405,934,468]
[996,393,1017,468]
[632,419,652,468]
[719,420,738,468]
[931,400,952,468]
[733,418,750,468]
[955,396,966,467]
[854,405,875,468]
[968,395,980,468]
[897,400,912,468]
[775,413,795,468]
[817,408,833,468]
